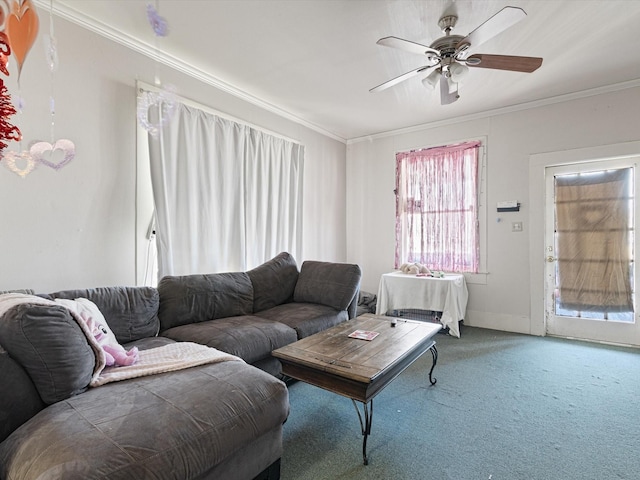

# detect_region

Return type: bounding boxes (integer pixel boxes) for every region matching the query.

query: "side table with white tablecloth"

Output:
[375,271,468,337]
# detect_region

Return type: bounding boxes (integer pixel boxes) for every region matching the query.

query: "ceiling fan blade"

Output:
[376,36,440,57]
[370,65,437,92]
[440,73,459,105]
[466,54,543,72]
[456,6,526,54]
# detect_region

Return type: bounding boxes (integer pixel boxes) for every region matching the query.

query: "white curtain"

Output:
[147,101,304,278]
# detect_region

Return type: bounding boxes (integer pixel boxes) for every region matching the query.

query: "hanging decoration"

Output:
[146,2,168,37]
[137,84,176,137]
[43,22,56,71]
[0,11,23,174]
[0,1,9,31]
[6,0,38,82]
[2,149,34,177]
[0,0,34,177]
[0,0,75,178]
[0,77,21,149]
[137,0,176,137]
[30,138,74,170]
[0,31,10,75]
[29,0,75,172]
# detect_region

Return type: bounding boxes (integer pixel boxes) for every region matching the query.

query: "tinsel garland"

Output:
[0,77,21,151]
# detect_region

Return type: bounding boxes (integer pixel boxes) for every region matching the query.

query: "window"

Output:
[554,167,634,321]
[395,140,481,273]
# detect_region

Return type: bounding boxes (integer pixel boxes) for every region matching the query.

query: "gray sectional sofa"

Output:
[0,252,362,480]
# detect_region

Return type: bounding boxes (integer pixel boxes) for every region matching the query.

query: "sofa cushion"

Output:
[293,261,362,311]
[46,286,160,343]
[0,303,95,405]
[0,360,289,480]
[247,252,299,313]
[0,347,45,443]
[158,272,254,330]
[162,316,297,364]
[255,303,349,339]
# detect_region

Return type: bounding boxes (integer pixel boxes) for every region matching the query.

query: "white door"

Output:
[544,157,640,346]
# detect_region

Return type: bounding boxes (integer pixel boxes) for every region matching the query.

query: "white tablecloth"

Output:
[375,271,468,337]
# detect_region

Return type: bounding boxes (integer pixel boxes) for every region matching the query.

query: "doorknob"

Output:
[546,256,556,262]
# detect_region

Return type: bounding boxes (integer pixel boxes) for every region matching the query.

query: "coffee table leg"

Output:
[428,344,438,385]
[352,399,373,465]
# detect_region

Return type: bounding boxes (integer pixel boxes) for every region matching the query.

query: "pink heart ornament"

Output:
[1,150,38,178]
[31,139,75,170]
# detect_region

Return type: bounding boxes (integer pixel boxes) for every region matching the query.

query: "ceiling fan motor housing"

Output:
[431,15,466,66]
[430,35,464,58]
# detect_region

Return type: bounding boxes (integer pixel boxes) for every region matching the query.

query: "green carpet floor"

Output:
[280,326,640,479]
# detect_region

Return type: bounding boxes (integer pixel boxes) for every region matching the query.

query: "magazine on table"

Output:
[348,329,379,341]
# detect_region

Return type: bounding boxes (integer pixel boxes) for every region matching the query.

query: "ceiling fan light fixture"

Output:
[421,69,440,90]
[449,62,469,83]
[447,76,458,94]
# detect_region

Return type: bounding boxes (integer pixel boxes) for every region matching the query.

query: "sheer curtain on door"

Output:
[147,101,304,279]
[554,168,633,315]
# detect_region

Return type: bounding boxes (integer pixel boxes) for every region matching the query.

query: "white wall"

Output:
[3,13,638,340]
[346,87,640,335]
[0,18,347,292]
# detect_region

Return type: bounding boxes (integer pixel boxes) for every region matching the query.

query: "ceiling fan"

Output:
[370,6,543,105]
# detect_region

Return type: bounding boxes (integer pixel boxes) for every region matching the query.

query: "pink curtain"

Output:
[395,141,480,272]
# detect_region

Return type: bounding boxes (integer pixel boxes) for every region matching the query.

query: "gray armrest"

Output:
[293,261,362,314]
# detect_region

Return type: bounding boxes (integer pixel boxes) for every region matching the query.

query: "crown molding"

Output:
[34,0,347,144]
[347,79,640,145]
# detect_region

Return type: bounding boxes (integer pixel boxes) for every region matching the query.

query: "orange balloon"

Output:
[6,0,38,78]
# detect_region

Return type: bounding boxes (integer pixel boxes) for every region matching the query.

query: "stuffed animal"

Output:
[92,321,139,367]
[399,262,432,276]
[55,298,139,367]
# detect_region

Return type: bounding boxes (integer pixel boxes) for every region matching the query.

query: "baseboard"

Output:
[464,310,535,335]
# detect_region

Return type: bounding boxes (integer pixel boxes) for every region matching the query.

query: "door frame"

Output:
[529,141,640,343]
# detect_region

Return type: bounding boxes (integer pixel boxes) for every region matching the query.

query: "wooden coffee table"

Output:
[273,313,441,464]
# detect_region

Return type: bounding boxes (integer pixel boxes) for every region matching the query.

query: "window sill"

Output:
[463,272,488,285]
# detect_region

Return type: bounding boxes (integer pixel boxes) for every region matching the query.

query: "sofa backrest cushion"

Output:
[247,252,299,313]
[0,347,45,443]
[0,303,95,405]
[158,272,254,331]
[293,261,362,312]
[46,287,160,343]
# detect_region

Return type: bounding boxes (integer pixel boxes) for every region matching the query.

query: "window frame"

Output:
[394,137,487,284]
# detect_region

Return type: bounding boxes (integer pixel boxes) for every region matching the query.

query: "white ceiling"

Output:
[46,0,640,142]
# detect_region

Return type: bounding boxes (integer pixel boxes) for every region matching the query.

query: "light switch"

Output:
[512,222,523,232]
